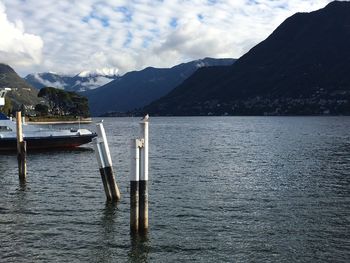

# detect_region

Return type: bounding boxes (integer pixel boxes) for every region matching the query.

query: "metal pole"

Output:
[16,111,26,181]
[130,139,141,233]
[139,120,149,232]
[93,137,112,201]
[96,123,121,201]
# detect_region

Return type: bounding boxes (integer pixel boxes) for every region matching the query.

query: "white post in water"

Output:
[16,111,26,181]
[139,117,149,232]
[95,123,121,201]
[130,138,142,232]
[92,137,112,201]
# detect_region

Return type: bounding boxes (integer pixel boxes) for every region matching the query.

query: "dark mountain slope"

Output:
[0,63,40,108]
[145,1,350,115]
[84,58,235,116]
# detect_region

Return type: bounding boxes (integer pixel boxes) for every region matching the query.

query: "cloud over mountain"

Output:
[1,0,333,76]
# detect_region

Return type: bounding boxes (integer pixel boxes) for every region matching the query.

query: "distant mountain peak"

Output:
[48,71,58,75]
[84,57,236,116]
[31,73,67,89]
[25,68,120,92]
[77,68,119,78]
[325,0,348,8]
[0,63,16,74]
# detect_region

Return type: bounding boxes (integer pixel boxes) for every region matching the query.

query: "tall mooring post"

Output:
[93,137,112,201]
[93,123,121,202]
[16,111,27,181]
[130,116,149,233]
[139,120,149,232]
[130,138,142,232]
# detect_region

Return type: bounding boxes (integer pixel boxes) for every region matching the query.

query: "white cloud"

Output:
[1,0,335,76]
[76,76,114,91]
[0,1,43,68]
[33,73,66,89]
[78,68,118,78]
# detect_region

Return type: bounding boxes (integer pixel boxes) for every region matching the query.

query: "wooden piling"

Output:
[139,120,149,232]
[92,137,112,201]
[16,111,26,180]
[96,123,121,201]
[130,139,141,232]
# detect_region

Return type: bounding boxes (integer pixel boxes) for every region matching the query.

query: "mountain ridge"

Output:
[84,57,235,116]
[144,1,350,116]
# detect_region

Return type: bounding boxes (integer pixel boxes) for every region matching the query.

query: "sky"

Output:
[0,0,334,77]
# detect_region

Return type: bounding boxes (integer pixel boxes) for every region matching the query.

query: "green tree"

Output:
[35,104,49,116]
[38,87,90,117]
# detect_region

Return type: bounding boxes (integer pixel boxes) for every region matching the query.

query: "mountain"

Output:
[0,63,40,109]
[145,1,350,116]
[84,58,235,116]
[24,68,119,92]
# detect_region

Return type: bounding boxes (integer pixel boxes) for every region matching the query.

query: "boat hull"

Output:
[0,133,96,151]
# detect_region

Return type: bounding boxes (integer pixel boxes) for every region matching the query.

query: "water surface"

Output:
[1,117,349,262]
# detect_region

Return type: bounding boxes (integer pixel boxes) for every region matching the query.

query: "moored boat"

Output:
[0,113,96,151]
[0,88,96,151]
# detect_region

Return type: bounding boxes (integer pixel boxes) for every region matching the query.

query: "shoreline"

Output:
[26,118,93,125]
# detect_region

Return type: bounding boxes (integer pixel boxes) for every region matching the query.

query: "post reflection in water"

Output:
[129,232,150,263]
[18,178,27,191]
[92,202,119,263]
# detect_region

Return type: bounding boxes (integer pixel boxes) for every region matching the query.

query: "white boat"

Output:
[0,88,96,151]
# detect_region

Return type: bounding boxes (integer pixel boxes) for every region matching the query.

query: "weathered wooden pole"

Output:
[92,137,112,201]
[96,123,121,201]
[139,120,149,232]
[16,111,26,181]
[130,139,142,232]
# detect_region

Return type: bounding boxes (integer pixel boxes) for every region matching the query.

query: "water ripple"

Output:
[0,117,350,262]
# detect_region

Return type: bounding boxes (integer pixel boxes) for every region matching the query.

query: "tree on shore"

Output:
[37,87,90,117]
[34,104,49,116]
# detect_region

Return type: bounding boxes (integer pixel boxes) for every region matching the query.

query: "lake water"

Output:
[0,117,349,262]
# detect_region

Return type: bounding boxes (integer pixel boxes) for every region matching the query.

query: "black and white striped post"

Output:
[130,138,142,232]
[16,111,27,181]
[130,115,149,233]
[93,137,112,201]
[93,122,121,201]
[139,117,149,232]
